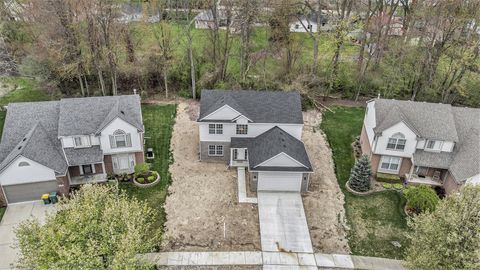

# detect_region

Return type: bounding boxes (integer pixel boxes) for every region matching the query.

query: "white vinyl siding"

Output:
[386,133,406,151]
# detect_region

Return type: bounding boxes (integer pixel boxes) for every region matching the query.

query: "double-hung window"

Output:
[425,140,442,151]
[74,136,90,148]
[208,124,223,134]
[236,124,248,135]
[208,145,224,156]
[380,156,401,172]
[386,133,406,151]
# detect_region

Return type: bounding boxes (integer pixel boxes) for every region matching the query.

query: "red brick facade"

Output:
[135,152,145,164]
[104,155,113,174]
[360,125,372,156]
[56,175,70,196]
[444,172,461,194]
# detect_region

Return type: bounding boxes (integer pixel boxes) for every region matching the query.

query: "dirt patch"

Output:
[316,96,367,108]
[302,110,351,254]
[162,102,260,251]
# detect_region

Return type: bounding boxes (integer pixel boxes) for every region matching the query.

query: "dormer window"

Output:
[110,129,132,148]
[236,124,248,135]
[74,136,91,148]
[386,133,406,151]
[425,140,442,152]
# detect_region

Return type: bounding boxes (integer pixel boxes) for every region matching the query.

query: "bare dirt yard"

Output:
[302,110,351,254]
[162,101,260,251]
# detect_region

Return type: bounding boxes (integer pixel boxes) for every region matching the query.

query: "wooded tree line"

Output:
[1,0,479,106]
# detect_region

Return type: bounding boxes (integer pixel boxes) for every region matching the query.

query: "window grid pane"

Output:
[216,145,223,155]
[209,124,215,134]
[236,124,248,135]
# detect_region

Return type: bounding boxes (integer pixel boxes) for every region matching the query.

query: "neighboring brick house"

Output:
[0,95,145,205]
[360,98,480,194]
[197,90,313,193]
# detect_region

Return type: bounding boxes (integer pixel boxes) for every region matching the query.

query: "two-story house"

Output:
[360,98,480,194]
[198,90,313,192]
[0,95,144,205]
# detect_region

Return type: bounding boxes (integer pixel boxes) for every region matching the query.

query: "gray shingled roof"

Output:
[199,90,304,124]
[58,95,143,136]
[0,102,68,175]
[374,99,458,141]
[0,95,143,175]
[231,126,312,171]
[373,99,480,183]
[63,146,104,166]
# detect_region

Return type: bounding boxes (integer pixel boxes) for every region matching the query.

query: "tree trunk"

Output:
[98,69,106,96]
[163,68,168,99]
[188,42,196,99]
[78,74,85,96]
[83,75,90,96]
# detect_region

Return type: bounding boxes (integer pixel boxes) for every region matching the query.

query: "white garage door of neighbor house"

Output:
[257,172,302,192]
[3,180,58,204]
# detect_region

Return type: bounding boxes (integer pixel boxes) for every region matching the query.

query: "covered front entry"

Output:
[2,180,57,204]
[257,172,302,192]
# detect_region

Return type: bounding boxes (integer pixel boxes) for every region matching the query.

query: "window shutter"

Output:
[126,134,132,147]
[109,135,116,148]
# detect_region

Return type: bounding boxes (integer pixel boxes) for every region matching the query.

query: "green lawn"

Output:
[0,77,49,107]
[119,104,176,230]
[320,106,409,259]
[0,207,5,222]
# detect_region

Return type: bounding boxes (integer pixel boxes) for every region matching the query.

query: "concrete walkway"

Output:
[140,251,406,269]
[237,167,257,204]
[0,201,57,270]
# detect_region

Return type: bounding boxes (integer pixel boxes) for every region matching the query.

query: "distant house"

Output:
[369,14,404,37]
[290,14,331,33]
[0,95,145,205]
[198,90,313,193]
[194,9,231,29]
[360,98,480,194]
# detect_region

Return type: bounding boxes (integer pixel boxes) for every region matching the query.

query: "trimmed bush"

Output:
[348,155,372,192]
[383,183,393,189]
[137,177,145,184]
[376,172,402,183]
[404,185,439,213]
[393,183,404,190]
[147,176,155,183]
[134,163,149,178]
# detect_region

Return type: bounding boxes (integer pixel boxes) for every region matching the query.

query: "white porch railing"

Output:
[406,174,443,186]
[70,173,108,186]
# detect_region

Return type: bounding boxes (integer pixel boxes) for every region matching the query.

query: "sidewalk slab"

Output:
[315,253,336,267]
[332,254,354,269]
[262,251,298,265]
[352,256,375,269]
[263,265,317,270]
[297,253,316,266]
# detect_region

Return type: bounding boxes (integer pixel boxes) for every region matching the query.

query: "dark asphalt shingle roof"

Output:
[231,126,312,171]
[0,95,143,174]
[373,99,480,182]
[58,95,143,136]
[0,102,68,175]
[63,146,104,166]
[374,99,458,141]
[199,90,304,124]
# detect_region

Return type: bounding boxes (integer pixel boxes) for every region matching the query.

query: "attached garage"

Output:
[257,172,303,192]
[2,180,58,204]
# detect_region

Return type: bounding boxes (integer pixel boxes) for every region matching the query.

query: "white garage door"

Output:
[257,172,302,192]
[3,180,58,204]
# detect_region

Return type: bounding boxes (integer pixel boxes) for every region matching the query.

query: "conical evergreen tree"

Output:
[348,155,372,192]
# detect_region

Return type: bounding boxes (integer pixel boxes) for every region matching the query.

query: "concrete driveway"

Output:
[0,201,57,270]
[257,192,313,253]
